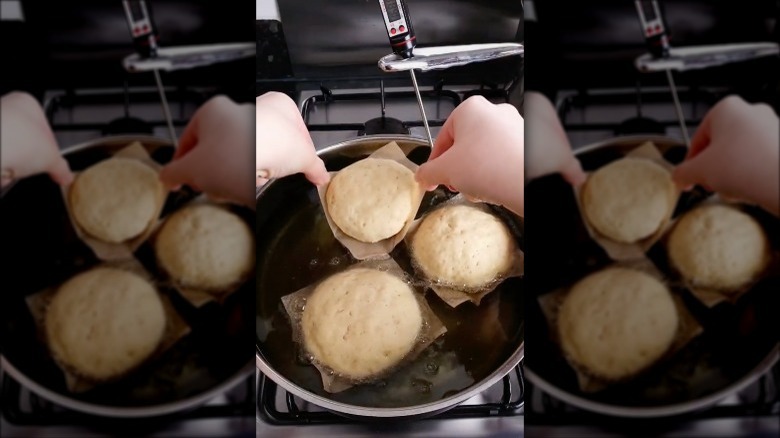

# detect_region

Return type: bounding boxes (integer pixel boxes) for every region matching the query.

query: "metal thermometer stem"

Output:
[665,69,689,148]
[409,69,434,148]
[153,69,177,145]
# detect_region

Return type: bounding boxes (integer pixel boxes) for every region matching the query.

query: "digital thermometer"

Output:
[635,0,670,59]
[122,0,158,58]
[377,0,416,58]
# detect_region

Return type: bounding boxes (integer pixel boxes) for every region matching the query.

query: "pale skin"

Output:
[159,95,256,208]
[415,95,525,216]
[255,91,329,187]
[0,92,73,188]
[523,91,586,185]
[673,95,779,216]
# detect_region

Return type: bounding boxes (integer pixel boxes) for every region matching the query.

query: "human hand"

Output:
[0,92,72,188]
[524,91,586,185]
[255,91,328,187]
[159,95,255,208]
[415,96,525,216]
[673,95,780,216]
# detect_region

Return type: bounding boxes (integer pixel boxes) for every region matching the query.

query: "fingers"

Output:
[560,157,587,186]
[416,147,455,190]
[47,157,74,186]
[174,112,200,159]
[429,113,455,161]
[302,156,330,186]
[159,151,196,189]
[687,106,713,160]
[672,151,709,191]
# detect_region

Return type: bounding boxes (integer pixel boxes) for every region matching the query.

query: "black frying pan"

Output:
[0,136,254,417]
[524,135,780,418]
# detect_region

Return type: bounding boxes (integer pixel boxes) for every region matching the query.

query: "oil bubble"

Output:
[411,378,432,394]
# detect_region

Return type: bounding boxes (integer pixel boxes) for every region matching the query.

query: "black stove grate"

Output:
[257,364,523,426]
[0,373,255,428]
[299,81,516,134]
[555,85,726,135]
[43,86,210,133]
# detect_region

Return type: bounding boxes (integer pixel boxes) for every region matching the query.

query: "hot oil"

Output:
[257,181,523,408]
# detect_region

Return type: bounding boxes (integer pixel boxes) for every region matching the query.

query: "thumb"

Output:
[159,153,197,190]
[561,157,587,187]
[672,157,706,191]
[48,157,74,186]
[416,153,454,191]
[302,157,330,186]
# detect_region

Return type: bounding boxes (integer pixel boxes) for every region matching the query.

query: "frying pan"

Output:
[256,135,524,419]
[524,135,780,418]
[0,136,255,417]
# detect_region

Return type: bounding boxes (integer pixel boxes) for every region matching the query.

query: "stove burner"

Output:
[614,116,666,136]
[102,116,154,136]
[360,116,409,136]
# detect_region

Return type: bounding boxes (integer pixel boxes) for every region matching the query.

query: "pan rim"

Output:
[255,134,524,417]
[525,344,779,418]
[1,355,255,418]
[255,346,523,418]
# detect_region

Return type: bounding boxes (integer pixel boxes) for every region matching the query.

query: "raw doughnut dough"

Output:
[558,267,678,381]
[326,158,418,243]
[301,268,422,379]
[411,205,515,288]
[45,267,166,381]
[582,157,676,243]
[70,157,163,243]
[668,204,769,291]
[155,204,255,291]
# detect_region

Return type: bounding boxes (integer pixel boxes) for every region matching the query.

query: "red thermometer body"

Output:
[377,0,416,58]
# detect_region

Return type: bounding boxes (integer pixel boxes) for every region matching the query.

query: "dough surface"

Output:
[70,157,163,243]
[582,157,676,243]
[411,205,515,288]
[558,267,678,381]
[301,268,422,379]
[326,158,418,243]
[668,204,769,291]
[45,267,166,381]
[155,204,255,291]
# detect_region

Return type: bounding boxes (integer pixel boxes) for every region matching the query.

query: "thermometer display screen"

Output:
[384,0,401,22]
